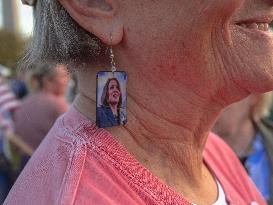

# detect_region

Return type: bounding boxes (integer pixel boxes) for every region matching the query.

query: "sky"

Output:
[18,1,34,36]
[0,1,2,27]
[0,0,33,37]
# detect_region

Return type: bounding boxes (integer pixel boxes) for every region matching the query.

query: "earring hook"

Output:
[110,35,117,72]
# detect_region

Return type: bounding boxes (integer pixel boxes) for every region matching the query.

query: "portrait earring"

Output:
[96,36,128,128]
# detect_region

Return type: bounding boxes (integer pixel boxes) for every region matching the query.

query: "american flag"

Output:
[0,76,20,132]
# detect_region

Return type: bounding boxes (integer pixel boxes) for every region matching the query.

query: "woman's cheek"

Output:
[198,0,244,17]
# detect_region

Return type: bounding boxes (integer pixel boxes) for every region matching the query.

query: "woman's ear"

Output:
[58,0,123,45]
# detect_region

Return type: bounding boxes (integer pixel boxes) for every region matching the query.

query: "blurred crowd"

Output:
[0,63,75,203]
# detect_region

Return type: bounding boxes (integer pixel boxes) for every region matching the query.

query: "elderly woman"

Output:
[4,0,273,204]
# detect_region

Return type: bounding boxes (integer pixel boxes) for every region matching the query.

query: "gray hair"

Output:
[21,0,107,69]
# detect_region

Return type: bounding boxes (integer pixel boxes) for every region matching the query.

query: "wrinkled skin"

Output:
[60,0,273,204]
[116,0,273,110]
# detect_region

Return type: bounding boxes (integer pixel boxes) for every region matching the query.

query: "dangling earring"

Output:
[96,35,128,128]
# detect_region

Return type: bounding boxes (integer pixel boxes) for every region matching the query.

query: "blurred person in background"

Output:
[0,74,20,204]
[10,79,28,100]
[213,92,273,204]
[13,63,69,166]
[66,73,78,103]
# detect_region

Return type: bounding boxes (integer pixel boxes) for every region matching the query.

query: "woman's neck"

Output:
[75,66,223,175]
[109,104,118,116]
[74,90,221,204]
[75,66,222,204]
[113,92,221,176]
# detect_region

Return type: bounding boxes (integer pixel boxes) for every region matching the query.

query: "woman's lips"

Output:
[234,25,273,41]
[237,22,269,31]
[235,15,273,32]
[234,21,273,39]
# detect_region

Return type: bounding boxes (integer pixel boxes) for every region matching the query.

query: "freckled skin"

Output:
[117,0,273,110]
[110,2,273,202]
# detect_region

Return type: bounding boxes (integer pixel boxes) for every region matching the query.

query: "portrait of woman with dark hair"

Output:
[97,77,126,128]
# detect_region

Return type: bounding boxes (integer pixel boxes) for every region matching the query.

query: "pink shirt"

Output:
[4,106,266,205]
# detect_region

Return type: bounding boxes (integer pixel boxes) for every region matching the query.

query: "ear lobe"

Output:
[58,0,123,45]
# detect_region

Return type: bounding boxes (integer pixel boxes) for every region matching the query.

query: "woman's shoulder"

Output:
[4,106,101,205]
[97,104,111,113]
[204,133,266,205]
[204,132,249,177]
[204,133,244,180]
[204,132,234,157]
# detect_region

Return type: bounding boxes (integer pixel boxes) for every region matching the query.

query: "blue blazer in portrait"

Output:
[96,105,126,128]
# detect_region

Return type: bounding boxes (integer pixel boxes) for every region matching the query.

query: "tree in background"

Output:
[0,30,29,72]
